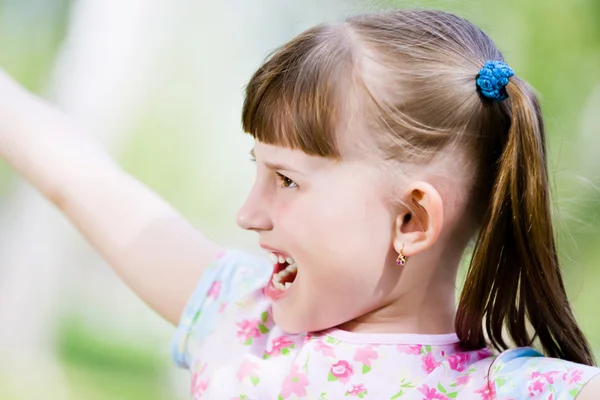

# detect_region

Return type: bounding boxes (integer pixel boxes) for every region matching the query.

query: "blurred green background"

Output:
[0,0,598,399]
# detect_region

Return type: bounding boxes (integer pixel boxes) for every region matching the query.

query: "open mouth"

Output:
[268,252,298,293]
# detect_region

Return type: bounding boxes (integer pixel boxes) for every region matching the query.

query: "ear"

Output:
[393,182,444,258]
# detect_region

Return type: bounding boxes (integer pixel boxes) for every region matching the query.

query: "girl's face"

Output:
[237,141,403,334]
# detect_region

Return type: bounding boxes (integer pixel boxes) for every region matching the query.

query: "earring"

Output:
[396,245,406,266]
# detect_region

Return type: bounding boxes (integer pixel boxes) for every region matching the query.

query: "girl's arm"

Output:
[0,70,223,325]
[576,374,600,399]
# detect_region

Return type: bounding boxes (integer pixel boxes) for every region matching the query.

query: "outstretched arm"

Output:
[0,70,223,325]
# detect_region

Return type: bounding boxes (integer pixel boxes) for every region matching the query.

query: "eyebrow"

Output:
[250,148,303,174]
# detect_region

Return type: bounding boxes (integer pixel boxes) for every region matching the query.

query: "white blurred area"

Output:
[0,0,360,398]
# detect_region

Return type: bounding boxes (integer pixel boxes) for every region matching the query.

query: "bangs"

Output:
[242,23,355,158]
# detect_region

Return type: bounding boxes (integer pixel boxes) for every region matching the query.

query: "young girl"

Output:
[0,8,599,399]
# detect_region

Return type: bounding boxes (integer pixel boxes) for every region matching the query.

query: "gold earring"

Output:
[396,245,406,266]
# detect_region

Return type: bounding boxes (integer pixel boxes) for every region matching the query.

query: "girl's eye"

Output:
[276,172,298,189]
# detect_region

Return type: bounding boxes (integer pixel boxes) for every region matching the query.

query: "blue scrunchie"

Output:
[476,60,514,101]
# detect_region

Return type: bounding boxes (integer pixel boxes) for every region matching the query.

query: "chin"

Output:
[271,307,307,334]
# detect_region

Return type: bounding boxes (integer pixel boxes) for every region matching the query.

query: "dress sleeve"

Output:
[491,347,600,399]
[170,248,271,369]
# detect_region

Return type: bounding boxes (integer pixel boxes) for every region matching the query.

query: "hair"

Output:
[241,9,595,365]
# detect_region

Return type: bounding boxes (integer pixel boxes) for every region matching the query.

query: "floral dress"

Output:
[172,249,600,399]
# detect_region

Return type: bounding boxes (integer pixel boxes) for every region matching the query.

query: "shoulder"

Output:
[171,248,272,369]
[489,348,600,399]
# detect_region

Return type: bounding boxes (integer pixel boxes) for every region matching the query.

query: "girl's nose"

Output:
[236,185,273,232]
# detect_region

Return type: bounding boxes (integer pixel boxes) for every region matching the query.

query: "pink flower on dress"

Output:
[397,344,422,355]
[192,371,209,398]
[456,374,472,386]
[192,362,209,400]
[417,384,449,400]
[280,364,309,398]
[236,359,259,381]
[422,352,441,373]
[266,336,295,356]
[346,383,368,396]
[218,302,228,313]
[207,280,222,299]
[474,381,495,400]
[563,368,584,385]
[236,319,261,343]
[476,349,493,360]
[534,371,559,384]
[528,371,559,395]
[447,352,470,372]
[354,346,378,367]
[314,340,336,358]
[529,378,546,395]
[330,360,354,384]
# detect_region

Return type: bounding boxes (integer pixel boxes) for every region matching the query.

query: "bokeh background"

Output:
[0,0,598,399]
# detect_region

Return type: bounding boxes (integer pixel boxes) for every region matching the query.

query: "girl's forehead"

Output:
[253,142,337,171]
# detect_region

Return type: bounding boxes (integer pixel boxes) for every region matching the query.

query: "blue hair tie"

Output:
[476,60,514,102]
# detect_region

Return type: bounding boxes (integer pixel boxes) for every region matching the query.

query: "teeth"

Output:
[287,264,297,273]
[266,251,296,266]
[284,282,291,289]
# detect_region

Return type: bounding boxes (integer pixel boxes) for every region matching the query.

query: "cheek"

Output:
[300,191,393,277]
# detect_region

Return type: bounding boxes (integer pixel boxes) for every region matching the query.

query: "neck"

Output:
[336,247,462,335]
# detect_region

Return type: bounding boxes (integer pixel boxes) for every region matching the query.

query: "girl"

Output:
[1,8,599,399]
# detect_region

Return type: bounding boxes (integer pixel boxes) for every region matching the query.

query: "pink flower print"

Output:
[528,378,545,396]
[218,302,228,313]
[447,352,470,372]
[417,384,449,400]
[280,364,309,399]
[304,333,313,343]
[563,368,584,385]
[192,372,209,398]
[236,360,259,381]
[346,383,368,397]
[476,349,493,360]
[207,280,222,299]
[474,381,495,400]
[538,371,559,384]
[329,360,354,384]
[266,335,295,356]
[397,344,422,355]
[528,371,559,395]
[456,374,471,386]
[191,362,209,397]
[236,319,261,344]
[354,345,378,367]
[314,340,336,358]
[422,352,441,373]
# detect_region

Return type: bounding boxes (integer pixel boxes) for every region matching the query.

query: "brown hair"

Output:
[241,9,595,365]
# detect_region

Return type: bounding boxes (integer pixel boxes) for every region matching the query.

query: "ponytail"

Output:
[456,77,595,365]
